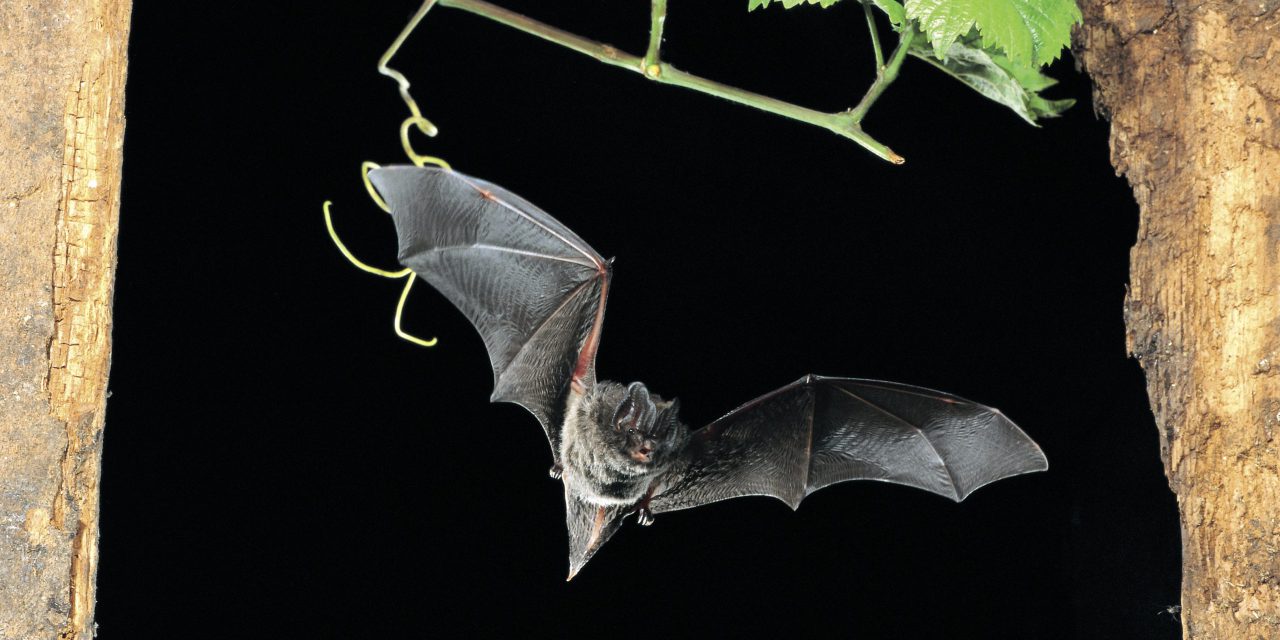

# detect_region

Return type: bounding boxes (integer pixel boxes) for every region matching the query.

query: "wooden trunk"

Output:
[0,1,131,638]
[1077,1,1280,636]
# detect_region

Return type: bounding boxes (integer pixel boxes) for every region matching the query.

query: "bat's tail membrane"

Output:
[564,491,630,580]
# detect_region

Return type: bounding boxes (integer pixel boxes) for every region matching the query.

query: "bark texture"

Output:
[0,1,130,638]
[1077,1,1280,637]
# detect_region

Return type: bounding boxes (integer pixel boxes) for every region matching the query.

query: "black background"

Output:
[102,2,1180,638]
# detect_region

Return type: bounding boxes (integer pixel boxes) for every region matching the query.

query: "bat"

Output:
[364,165,1048,579]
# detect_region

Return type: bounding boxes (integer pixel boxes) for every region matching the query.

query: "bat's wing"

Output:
[650,375,1047,512]
[368,166,611,459]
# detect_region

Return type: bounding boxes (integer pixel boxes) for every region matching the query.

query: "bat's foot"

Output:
[634,484,658,526]
[635,507,655,526]
[549,464,563,480]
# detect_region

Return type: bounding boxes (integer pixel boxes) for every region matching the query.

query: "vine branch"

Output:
[427,0,906,164]
[644,0,667,75]
[850,27,914,123]
[863,3,884,69]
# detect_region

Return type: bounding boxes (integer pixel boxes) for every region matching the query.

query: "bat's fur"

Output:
[560,381,687,507]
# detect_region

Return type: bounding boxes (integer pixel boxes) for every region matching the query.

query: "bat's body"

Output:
[560,382,682,509]
[364,166,1048,578]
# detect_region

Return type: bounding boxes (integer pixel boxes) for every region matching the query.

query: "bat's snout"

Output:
[629,442,655,463]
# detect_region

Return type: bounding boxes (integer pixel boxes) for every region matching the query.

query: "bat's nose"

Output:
[630,444,654,463]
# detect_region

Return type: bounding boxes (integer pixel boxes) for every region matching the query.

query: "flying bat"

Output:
[363,165,1048,579]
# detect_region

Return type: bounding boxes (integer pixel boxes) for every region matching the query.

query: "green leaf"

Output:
[749,0,842,10]
[909,38,1074,124]
[747,0,905,29]
[865,0,906,28]
[904,0,1081,66]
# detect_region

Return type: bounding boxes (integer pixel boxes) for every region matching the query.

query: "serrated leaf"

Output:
[749,0,842,10]
[905,0,1081,66]
[865,0,906,28]
[988,50,1057,92]
[909,38,1074,124]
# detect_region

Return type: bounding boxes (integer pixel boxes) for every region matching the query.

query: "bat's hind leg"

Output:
[633,484,658,526]
[635,507,655,527]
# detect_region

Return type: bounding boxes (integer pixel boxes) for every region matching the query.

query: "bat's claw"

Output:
[549,465,563,480]
[636,507,654,526]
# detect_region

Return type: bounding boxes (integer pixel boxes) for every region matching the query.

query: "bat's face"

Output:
[603,382,683,470]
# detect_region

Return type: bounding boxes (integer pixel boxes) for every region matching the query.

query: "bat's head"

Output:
[608,381,683,468]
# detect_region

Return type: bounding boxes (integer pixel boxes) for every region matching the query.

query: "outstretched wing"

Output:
[650,375,1047,512]
[368,166,611,458]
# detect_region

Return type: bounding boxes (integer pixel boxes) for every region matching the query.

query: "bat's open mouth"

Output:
[630,447,653,463]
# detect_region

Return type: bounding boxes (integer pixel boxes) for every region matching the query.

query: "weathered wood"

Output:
[0,1,130,638]
[1077,1,1280,636]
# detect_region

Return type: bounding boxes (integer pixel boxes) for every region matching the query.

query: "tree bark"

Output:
[1077,1,1280,637]
[0,1,130,638]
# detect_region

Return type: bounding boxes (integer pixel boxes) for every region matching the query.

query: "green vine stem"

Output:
[863,3,884,69]
[643,0,667,76]
[850,27,914,123]
[434,0,906,164]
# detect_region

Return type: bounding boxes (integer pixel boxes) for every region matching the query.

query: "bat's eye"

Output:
[627,428,636,435]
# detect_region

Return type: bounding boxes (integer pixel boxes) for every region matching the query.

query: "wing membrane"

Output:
[368,166,610,456]
[651,375,1047,512]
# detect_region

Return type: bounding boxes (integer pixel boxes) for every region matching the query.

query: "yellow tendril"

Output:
[378,0,440,138]
[327,0,453,350]
[400,116,453,169]
[361,162,391,213]
[375,0,453,167]
[323,200,438,348]
[323,200,407,278]
[404,116,460,168]
[394,276,438,347]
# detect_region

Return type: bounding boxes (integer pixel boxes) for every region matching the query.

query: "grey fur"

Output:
[560,381,686,507]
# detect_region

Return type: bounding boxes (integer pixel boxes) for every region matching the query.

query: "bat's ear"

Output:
[661,397,681,417]
[652,398,680,437]
[613,382,655,433]
[612,398,639,434]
